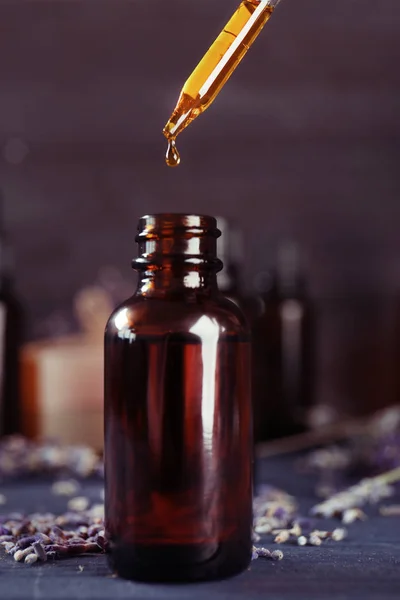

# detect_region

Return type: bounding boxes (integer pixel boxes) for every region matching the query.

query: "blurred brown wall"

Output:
[0,0,399,416]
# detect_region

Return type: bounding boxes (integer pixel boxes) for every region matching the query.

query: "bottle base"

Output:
[107,539,252,583]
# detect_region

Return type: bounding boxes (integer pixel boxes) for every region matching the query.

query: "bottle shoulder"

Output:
[105,294,249,338]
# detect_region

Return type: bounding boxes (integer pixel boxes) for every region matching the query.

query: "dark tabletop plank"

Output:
[1,456,400,600]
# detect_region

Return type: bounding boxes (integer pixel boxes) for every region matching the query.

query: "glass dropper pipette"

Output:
[163,0,283,167]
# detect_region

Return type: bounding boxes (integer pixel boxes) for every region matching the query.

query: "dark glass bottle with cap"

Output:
[104,214,252,582]
[252,242,315,442]
[216,217,262,324]
[0,196,23,438]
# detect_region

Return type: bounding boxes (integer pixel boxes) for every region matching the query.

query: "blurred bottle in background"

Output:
[216,216,262,323]
[252,241,316,442]
[0,192,23,437]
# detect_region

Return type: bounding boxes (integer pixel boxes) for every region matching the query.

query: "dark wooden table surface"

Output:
[1,455,400,600]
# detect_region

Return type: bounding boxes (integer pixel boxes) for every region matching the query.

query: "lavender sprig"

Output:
[311,467,400,518]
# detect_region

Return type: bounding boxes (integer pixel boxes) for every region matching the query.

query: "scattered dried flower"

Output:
[308,533,322,546]
[33,541,47,562]
[14,546,34,562]
[257,547,272,559]
[24,553,38,565]
[274,530,290,544]
[271,550,284,561]
[311,530,330,539]
[289,523,302,538]
[51,480,80,497]
[67,497,89,512]
[342,508,367,524]
[3,542,15,554]
[331,528,347,542]
[297,536,307,546]
[251,546,259,561]
[253,486,297,539]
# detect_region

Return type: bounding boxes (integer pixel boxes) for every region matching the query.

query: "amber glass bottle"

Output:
[0,202,23,438]
[252,243,315,443]
[104,214,252,582]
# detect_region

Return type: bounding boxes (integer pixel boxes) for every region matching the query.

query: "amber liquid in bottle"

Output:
[104,215,252,582]
[164,1,276,167]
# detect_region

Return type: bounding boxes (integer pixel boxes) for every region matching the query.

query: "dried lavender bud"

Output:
[274,530,290,544]
[0,526,10,536]
[51,480,80,497]
[271,550,284,561]
[308,534,322,546]
[17,536,38,550]
[3,542,16,554]
[251,547,259,561]
[342,508,367,524]
[68,542,101,555]
[11,521,31,537]
[67,497,89,512]
[33,542,47,562]
[78,526,88,538]
[331,528,347,542]
[256,547,272,559]
[88,504,104,519]
[297,536,307,546]
[87,524,103,537]
[37,533,51,545]
[25,553,38,565]
[51,526,65,539]
[14,546,34,562]
[311,530,330,539]
[44,544,69,556]
[289,523,302,538]
[95,534,107,550]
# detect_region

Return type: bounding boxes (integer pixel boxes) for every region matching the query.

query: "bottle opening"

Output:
[134,214,222,269]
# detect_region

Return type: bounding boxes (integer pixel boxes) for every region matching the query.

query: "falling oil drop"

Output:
[165,138,181,168]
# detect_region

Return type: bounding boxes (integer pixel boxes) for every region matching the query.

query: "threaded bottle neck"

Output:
[133,215,222,298]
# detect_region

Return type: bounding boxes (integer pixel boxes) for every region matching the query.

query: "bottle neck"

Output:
[133,214,222,299]
[135,262,219,298]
